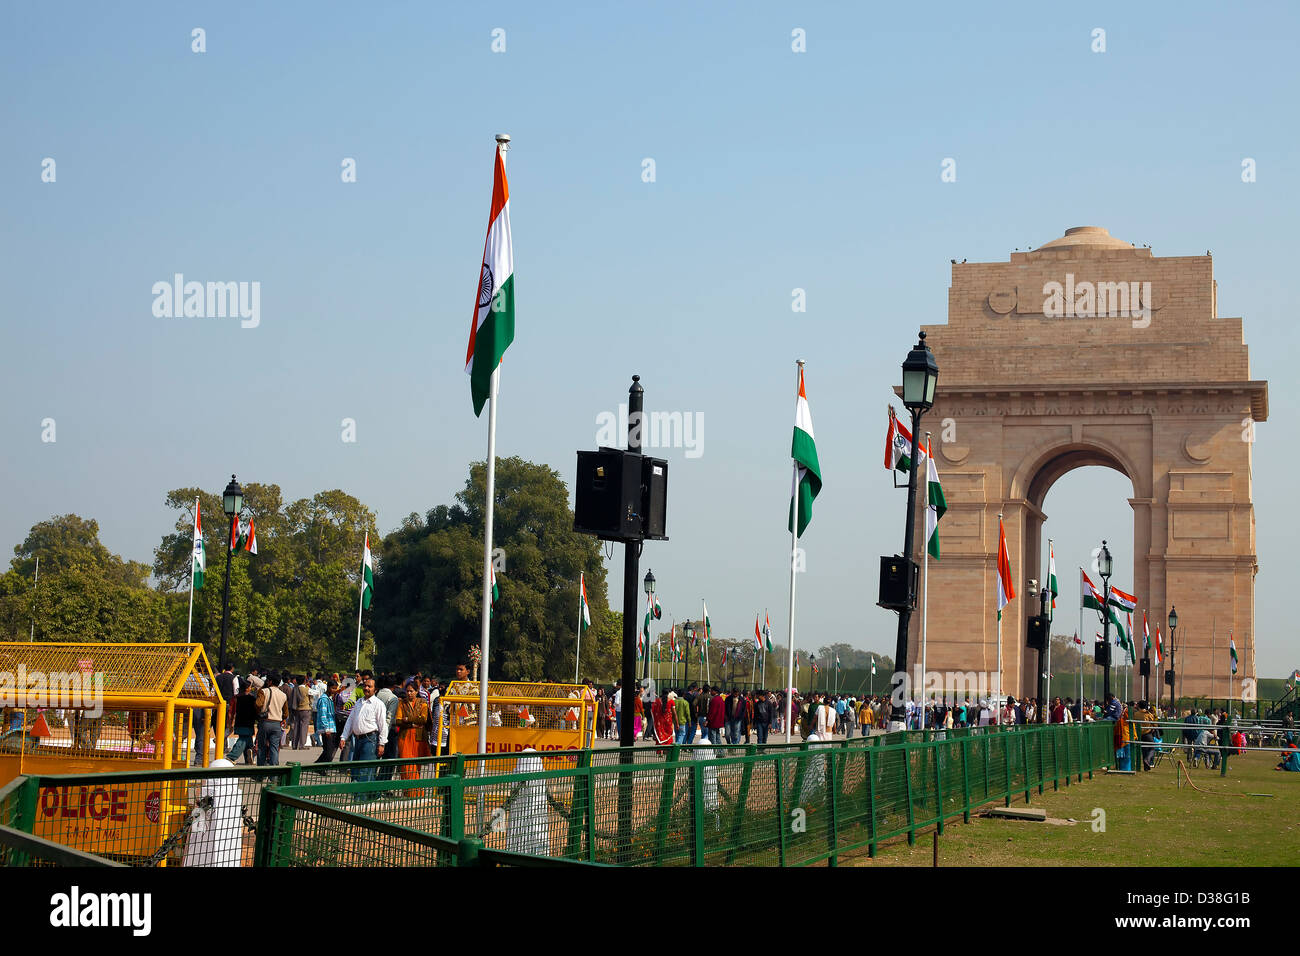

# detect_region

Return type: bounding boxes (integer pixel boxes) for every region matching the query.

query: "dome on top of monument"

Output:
[1036,226,1133,251]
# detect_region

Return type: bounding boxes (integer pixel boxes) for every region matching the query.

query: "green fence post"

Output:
[934,741,945,835]
[866,747,878,857]
[788,741,809,815]
[253,785,276,867]
[903,742,916,846]
[827,750,839,867]
[654,745,679,861]
[287,762,302,787]
[564,750,592,858]
[1002,736,1012,807]
[1051,730,1059,790]
[442,753,465,839]
[448,770,465,843]
[12,776,38,868]
[960,736,972,823]
[724,745,756,864]
[457,837,481,867]
[690,764,705,866]
[586,761,597,863]
[775,757,788,866]
[1023,732,1032,803]
[1086,724,1094,780]
[983,735,991,805]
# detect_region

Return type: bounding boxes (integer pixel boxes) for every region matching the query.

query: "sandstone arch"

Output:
[910,227,1267,701]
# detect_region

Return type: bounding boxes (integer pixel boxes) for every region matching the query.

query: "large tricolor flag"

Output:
[1154,624,1163,665]
[465,146,515,417]
[763,612,773,653]
[490,562,499,618]
[579,572,591,632]
[359,533,374,610]
[925,437,946,560]
[651,595,663,620]
[789,365,822,536]
[1142,611,1150,655]
[996,516,1015,620]
[1230,634,1238,675]
[754,614,763,651]
[191,501,206,590]
[702,603,712,646]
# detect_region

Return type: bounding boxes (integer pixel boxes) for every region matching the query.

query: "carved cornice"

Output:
[898,382,1268,422]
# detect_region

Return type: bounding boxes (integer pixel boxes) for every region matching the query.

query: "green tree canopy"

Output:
[372,457,612,681]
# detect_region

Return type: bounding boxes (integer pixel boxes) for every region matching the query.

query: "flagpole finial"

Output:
[796,359,805,367]
[495,133,511,147]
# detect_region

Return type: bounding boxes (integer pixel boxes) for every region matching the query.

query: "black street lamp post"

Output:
[1098,541,1113,703]
[642,569,655,683]
[1166,606,1178,713]
[889,332,939,730]
[219,474,244,671]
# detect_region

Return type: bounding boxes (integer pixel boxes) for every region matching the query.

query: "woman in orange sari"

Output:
[393,683,430,796]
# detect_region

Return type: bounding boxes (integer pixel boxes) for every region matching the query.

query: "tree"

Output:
[372,457,612,680]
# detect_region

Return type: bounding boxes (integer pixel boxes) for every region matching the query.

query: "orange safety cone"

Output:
[31,710,51,738]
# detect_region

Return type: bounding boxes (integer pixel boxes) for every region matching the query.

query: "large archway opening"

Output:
[1028,454,1139,706]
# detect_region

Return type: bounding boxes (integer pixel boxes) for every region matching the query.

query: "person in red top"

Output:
[707,687,727,745]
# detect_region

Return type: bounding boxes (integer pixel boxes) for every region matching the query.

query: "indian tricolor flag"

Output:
[191,500,205,590]
[764,612,773,653]
[1081,568,1105,611]
[1047,542,1058,611]
[1230,635,1238,675]
[789,365,822,536]
[1154,624,1163,665]
[884,405,917,473]
[465,145,515,417]
[754,614,763,651]
[925,437,946,559]
[996,515,1015,620]
[359,533,374,610]
[579,572,590,632]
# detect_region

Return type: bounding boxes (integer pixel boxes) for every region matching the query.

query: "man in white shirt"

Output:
[340,677,388,789]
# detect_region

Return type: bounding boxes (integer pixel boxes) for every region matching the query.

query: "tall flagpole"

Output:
[702,598,710,686]
[574,574,583,684]
[354,559,365,671]
[996,511,1004,724]
[29,556,39,642]
[476,135,510,756]
[921,431,931,713]
[1044,538,1053,710]
[186,497,198,643]
[784,361,803,742]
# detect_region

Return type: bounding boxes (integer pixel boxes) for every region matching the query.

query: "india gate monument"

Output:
[915,226,1266,701]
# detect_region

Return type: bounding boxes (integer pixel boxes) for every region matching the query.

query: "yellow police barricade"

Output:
[0,642,225,862]
[434,681,596,764]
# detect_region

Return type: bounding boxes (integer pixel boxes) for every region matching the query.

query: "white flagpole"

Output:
[996,511,1004,724]
[475,135,512,756]
[1044,539,1053,711]
[30,555,39,642]
[921,431,931,714]
[355,562,365,672]
[186,497,198,643]
[477,363,501,755]
[574,574,582,684]
[784,362,803,741]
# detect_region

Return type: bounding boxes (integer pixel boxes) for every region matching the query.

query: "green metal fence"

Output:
[258,721,1112,867]
[3,721,1113,867]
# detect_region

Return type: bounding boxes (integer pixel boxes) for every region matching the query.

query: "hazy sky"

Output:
[2,1,1295,676]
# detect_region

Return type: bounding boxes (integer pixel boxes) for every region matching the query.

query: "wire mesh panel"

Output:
[263,793,456,867]
[26,766,286,866]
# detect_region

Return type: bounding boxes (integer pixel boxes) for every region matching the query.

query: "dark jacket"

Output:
[233,693,260,730]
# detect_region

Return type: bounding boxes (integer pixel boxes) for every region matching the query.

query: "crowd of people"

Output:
[207,664,1299,777]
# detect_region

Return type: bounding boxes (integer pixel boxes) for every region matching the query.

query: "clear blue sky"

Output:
[1,1,1295,677]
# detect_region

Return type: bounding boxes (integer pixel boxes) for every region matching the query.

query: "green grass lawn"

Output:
[850,750,1297,867]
